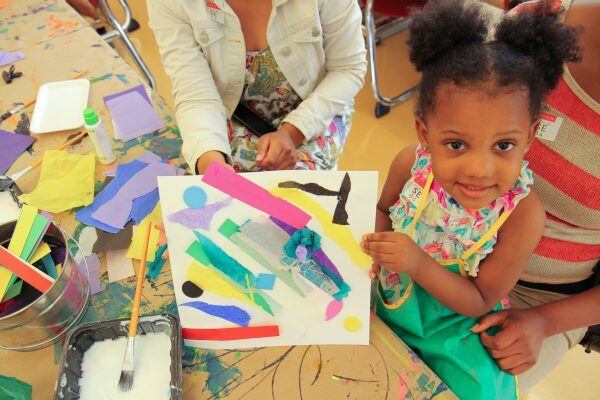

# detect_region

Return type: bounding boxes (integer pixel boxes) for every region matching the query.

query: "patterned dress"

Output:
[376,146,533,400]
[228,48,350,172]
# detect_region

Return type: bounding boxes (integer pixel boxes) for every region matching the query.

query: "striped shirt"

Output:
[522,67,600,284]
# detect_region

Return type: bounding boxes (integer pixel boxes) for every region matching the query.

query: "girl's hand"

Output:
[196,151,232,174]
[472,308,549,375]
[256,123,304,170]
[361,232,427,275]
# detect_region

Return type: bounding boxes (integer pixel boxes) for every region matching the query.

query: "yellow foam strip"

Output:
[0,205,38,299]
[270,187,371,269]
[186,260,258,309]
[29,242,51,264]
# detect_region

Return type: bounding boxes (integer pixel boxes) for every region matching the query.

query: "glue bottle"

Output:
[83,107,116,165]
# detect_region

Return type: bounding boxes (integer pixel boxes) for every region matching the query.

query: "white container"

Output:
[30,79,90,134]
[83,107,116,165]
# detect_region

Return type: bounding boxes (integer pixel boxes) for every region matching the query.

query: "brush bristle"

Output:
[118,370,133,392]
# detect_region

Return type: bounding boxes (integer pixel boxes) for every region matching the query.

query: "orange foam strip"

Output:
[0,247,54,293]
[182,325,280,341]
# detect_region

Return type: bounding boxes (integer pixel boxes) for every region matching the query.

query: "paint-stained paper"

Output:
[158,171,377,349]
[105,249,134,283]
[20,150,95,213]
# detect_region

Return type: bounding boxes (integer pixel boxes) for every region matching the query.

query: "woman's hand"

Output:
[361,232,427,276]
[256,123,304,170]
[195,150,231,174]
[472,308,550,375]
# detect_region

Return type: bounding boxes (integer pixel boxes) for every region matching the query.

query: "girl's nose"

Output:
[463,152,493,179]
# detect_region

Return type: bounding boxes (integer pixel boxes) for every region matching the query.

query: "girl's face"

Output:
[416,84,537,210]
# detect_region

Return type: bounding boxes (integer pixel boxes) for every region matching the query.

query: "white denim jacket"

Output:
[148,0,367,170]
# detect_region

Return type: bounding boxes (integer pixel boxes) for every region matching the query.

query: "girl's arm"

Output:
[415,192,545,317]
[364,184,546,318]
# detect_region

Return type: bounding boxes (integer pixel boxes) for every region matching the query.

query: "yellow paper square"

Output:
[19,150,95,213]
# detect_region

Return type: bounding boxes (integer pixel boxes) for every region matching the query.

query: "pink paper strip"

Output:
[201,163,311,230]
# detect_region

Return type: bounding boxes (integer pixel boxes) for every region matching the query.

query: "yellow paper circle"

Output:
[343,316,362,332]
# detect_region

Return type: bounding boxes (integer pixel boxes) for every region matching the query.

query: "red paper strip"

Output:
[0,247,54,293]
[202,162,311,230]
[182,325,280,341]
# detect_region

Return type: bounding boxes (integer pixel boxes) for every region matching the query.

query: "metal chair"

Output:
[98,0,156,91]
[363,0,425,118]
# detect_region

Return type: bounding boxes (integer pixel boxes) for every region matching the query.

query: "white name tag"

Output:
[207,1,224,24]
[406,180,424,206]
[536,112,563,142]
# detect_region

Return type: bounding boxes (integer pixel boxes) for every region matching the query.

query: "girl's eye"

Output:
[495,142,515,151]
[446,141,466,151]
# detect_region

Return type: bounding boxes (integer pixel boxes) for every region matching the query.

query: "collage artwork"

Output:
[159,163,377,349]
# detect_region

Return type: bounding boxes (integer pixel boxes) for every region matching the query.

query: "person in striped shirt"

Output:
[472,0,600,392]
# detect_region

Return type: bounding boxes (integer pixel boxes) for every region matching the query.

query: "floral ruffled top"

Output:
[379,146,533,304]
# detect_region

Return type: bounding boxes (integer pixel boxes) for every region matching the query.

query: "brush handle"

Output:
[127,220,153,338]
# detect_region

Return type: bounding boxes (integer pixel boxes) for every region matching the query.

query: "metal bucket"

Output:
[0,220,90,351]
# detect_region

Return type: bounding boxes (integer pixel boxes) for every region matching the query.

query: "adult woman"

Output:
[472,0,600,392]
[148,0,367,173]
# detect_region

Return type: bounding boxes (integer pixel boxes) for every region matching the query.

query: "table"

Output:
[0,2,456,399]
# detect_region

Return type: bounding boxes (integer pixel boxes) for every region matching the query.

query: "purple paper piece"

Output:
[129,188,160,224]
[135,151,162,164]
[0,50,25,68]
[180,301,250,327]
[168,198,233,230]
[0,129,36,174]
[270,217,343,280]
[92,162,177,229]
[104,91,165,141]
[76,160,149,233]
[84,254,106,295]
[103,84,151,105]
[255,273,276,290]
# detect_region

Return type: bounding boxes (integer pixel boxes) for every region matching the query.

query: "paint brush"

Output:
[0,131,88,191]
[118,220,153,392]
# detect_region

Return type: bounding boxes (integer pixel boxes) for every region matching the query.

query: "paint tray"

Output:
[30,79,90,134]
[54,313,182,400]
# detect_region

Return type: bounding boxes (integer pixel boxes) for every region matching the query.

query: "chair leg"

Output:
[364,0,417,118]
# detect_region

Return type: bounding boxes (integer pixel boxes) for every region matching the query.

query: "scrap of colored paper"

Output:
[202,162,311,229]
[167,198,232,230]
[146,245,168,280]
[0,246,54,293]
[0,374,32,400]
[20,213,51,262]
[343,316,362,332]
[180,301,251,327]
[186,261,257,309]
[41,254,57,278]
[126,218,160,262]
[85,254,105,295]
[325,299,344,321]
[103,84,151,106]
[92,162,175,230]
[182,325,280,341]
[271,187,371,268]
[29,242,51,264]
[92,223,134,253]
[104,90,165,141]
[255,273,276,290]
[106,249,134,282]
[183,186,207,208]
[77,159,149,233]
[56,264,63,276]
[0,50,25,67]
[20,150,95,213]
[0,129,36,174]
[2,280,22,302]
[186,239,274,315]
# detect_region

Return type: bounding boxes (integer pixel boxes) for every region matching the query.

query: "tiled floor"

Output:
[106,1,599,398]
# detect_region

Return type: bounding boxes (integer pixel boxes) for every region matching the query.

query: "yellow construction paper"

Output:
[0,205,38,300]
[19,150,95,213]
[56,263,63,276]
[29,242,51,264]
[271,187,372,268]
[186,260,258,309]
[126,205,161,262]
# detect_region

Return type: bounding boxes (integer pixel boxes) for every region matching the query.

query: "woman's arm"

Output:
[147,0,230,173]
[364,184,546,317]
[282,0,367,140]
